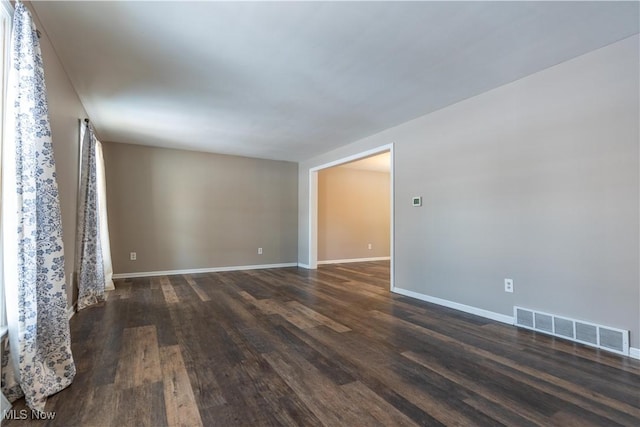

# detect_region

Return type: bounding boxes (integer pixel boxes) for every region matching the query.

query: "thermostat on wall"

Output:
[412,196,422,207]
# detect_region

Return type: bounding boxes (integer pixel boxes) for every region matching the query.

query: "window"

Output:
[0,0,13,337]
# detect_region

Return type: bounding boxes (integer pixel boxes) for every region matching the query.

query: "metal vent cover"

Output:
[513,306,629,356]
[516,308,534,328]
[575,322,598,345]
[553,317,574,339]
[534,312,553,334]
[599,328,625,353]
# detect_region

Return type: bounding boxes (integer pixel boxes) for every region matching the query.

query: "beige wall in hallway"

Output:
[318,167,390,261]
[101,143,298,274]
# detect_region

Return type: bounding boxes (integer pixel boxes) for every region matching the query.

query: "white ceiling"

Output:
[32,1,639,162]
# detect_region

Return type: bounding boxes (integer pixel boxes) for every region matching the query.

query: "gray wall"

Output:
[318,167,390,261]
[298,35,640,348]
[102,143,298,274]
[34,6,88,307]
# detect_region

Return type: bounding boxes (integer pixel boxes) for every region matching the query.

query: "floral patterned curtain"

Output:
[0,1,75,412]
[77,123,106,309]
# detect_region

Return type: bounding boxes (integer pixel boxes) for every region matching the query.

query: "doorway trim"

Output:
[308,143,395,291]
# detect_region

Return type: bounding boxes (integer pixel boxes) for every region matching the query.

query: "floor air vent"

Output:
[514,306,629,356]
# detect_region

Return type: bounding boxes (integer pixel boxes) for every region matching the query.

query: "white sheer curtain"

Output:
[0,0,13,418]
[1,392,10,420]
[0,358,7,418]
[95,140,114,291]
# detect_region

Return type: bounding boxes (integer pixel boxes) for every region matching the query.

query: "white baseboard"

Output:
[318,256,391,265]
[112,262,298,279]
[393,287,640,360]
[297,263,312,269]
[392,287,514,325]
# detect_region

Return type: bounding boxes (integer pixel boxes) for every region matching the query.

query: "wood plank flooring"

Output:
[4,261,640,426]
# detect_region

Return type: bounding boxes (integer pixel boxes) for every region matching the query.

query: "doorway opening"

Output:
[308,144,394,291]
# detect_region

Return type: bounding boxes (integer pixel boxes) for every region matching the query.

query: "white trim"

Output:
[297,263,312,269]
[318,256,391,265]
[392,287,514,325]
[308,171,318,269]
[630,347,640,360]
[308,143,395,292]
[389,147,395,293]
[112,262,298,279]
[309,145,394,173]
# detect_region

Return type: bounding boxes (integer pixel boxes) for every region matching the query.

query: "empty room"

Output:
[1,1,638,426]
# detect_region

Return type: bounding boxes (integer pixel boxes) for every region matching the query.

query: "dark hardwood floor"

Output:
[5,261,640,426]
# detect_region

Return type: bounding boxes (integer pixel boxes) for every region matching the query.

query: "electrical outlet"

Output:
[130,252,137,261]
[258,247,263,255]
[368,243,372,250]
[504,278,513,293]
